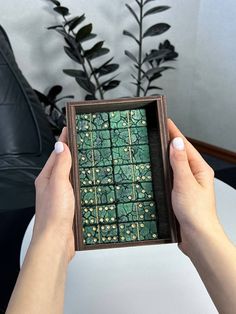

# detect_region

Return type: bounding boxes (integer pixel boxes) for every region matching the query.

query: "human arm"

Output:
[168,119,236,314]
[6,128,75,314]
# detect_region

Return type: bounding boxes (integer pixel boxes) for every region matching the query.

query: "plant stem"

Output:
[81,47,104,99]
[69,21,104,99]
[136,0,143,97]
[69,39,96,98]
[63,16,104,99]
[62,19,96,98]
[144,80,150,96]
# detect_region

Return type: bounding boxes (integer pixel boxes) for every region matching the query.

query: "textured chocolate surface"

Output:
[76,109,158,245]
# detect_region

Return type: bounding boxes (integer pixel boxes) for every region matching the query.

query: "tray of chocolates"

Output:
[66,96,179,250]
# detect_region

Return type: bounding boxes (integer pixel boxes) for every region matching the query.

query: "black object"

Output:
[0,25,55,311]
[215,167,236,190]
[0,25,55,210]
[0,207,34,312]
[202,154,236,190]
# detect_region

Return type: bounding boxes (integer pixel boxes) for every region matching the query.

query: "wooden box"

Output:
[66,96,179,250]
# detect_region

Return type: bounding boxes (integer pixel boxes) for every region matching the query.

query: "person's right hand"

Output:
[168,119,223,256]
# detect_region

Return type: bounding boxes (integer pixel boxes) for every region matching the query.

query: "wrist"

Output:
[182,222,227,260]
[30,227,70,264]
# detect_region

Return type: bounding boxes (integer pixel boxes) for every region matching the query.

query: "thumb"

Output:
[51,141,72,181]
[169,137,196,191]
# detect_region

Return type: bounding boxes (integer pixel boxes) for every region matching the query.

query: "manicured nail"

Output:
[54,141,64,154]
[172,137,185,151]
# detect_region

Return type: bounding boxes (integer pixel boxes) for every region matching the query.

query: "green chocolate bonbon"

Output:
[76,108,158,245]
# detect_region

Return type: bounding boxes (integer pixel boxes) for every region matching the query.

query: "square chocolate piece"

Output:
[67,96,179,250]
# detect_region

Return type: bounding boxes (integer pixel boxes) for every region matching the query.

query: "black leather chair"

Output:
[0,25,55,311]
[215,167,236,189]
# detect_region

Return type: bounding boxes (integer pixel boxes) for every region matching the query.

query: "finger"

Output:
[168,119,203,160]
[167,119,212,183]
[50,141,72,181]
[36,127,67,182]
[59,127,68,144]
[169,137,197,191]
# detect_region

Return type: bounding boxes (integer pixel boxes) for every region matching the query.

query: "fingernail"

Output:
[54,141,64,154]
[172,137,185,151]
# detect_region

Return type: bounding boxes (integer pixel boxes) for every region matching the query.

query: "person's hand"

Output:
[33,127,75,261]
[168,119,222,256]
[6,128,75,314]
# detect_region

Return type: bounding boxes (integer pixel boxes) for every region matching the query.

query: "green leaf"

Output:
[47,25,63,30]
[125,50,138,63]
[58,28,95,44]
[135,0,141,7]
[143,23,170,38]
[53,6,69,16]
[85,47,110,60]
[84,41,104,58]
[125,4,140,25]
[85,94,96,100]
[96,63,119,76]
[64,35,77,49]
[144,0,155,5]
[143,66,174,79]
[47,85,62,101]
[100,75,118,87]
[143,49,170,63]
[49,0,60,6]
[76,76,96,94]
[56,29,67,37]
[84,41,108,60]
[95,58,113,72]
[65,15,86,31]
[63,69,86,78]
[92,48,110,59]
[80,33,97,43]
[102,80,120,91]
[149,72,162,82]
[76,23,92,42]
[147,85,163,91]
[123,30,140,45]
[64,47,81,63]
[144,6,170,17]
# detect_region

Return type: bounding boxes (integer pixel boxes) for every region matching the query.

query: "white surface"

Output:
[20,179,236,314]
[1,0,236,151]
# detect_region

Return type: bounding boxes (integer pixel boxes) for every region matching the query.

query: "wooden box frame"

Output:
[67,96,179,251]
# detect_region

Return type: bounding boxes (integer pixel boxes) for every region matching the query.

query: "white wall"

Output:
[188,0,236,151]
[1,0,236,151]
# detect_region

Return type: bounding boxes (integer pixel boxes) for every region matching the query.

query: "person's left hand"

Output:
[33,127,75,261]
